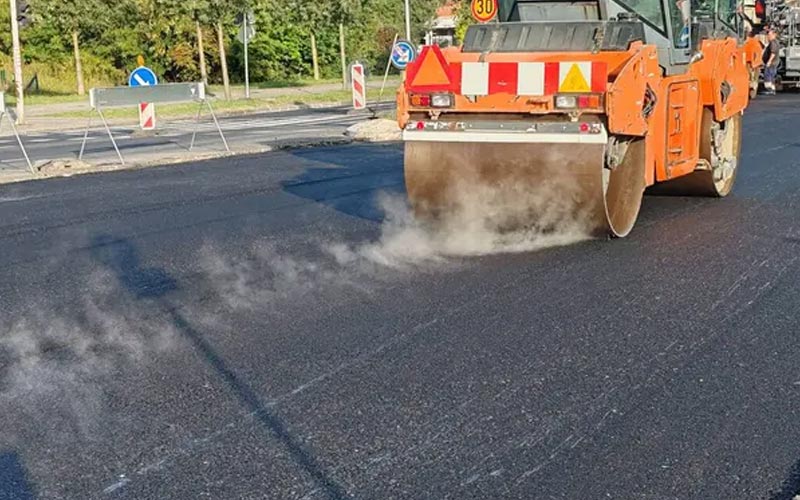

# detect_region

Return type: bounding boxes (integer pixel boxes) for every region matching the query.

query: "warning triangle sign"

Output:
[559,64,590,93]
[407,46,452,92]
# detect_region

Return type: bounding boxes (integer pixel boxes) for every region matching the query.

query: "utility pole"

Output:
[243,10,250,99]
[404,0,412,41]
[339,23,347,90]
[196,20,208,85]
[9,0,25,124]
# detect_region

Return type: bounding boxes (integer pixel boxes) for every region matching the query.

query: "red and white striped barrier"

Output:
[139,102,156,130]
[406,46,608,97]
[351,64,366,110]
[458,61,607,96]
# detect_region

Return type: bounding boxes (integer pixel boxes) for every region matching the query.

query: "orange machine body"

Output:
[398,36,753,189]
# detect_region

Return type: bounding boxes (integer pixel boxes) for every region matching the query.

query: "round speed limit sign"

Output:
[470,0,498,22]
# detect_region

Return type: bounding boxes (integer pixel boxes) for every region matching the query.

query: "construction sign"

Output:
[406,45,453,93]
[391,40,417,70]
[556,62,607,93]
[351,63,366,110]
[471,0,498,23]
[129,63,158,131]
[559,63,592,93]
[139,102,156,130]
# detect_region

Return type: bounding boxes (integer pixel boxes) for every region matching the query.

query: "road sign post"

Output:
[378,34,400,105]
[129,65,159,131]
[404,0,412,40]
[236,11,255,99]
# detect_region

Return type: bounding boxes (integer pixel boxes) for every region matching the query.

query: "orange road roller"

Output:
[398,0,762,237]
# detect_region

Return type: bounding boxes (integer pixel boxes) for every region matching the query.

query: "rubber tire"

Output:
[699,108,741,197]
[647,108,742,197]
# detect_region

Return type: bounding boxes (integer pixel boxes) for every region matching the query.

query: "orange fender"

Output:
[606,45,660,137]
[743,36,765,69]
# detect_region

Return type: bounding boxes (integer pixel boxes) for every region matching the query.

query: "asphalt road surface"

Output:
[0,104,391,173]
[1,94,799,500]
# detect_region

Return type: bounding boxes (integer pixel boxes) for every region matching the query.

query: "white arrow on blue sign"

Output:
[390,40,417,70]
[128,66,159,87]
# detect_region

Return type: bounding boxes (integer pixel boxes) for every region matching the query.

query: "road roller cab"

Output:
[398,0,754,237]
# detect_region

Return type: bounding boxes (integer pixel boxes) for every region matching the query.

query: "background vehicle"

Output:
[766,0,800,91]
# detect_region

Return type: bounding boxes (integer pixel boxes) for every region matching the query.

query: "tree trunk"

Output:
[72,31,85,96]
[339,23,347,90]
[196,21,208,85]
[216,22,231,100]
[311,32,320,81]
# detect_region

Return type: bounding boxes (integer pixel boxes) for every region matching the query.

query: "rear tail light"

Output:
[409,93,453,108]
[410,94,431,107]
[430,93,454,108]
[555,95,577,109]
[577,95,602,108]
[555,94,603,109]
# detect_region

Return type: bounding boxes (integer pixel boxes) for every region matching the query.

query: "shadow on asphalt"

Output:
[0,452,36,500]
[88,235,349,500]
[282,144,405,222]
[769,458,800,500]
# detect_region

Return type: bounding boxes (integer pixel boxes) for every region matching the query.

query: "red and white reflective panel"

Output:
[351,64,366,110]
[139,102,156,130]
[458,61,606,96]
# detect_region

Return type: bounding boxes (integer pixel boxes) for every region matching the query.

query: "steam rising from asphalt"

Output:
[200,180,590,311]
[1,176,590,437]
[0,271,177,440]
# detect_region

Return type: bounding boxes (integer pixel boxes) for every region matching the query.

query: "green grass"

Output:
[6,93,87,105]
[252,77,342,89]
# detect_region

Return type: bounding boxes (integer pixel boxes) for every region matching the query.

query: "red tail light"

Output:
[578,95,602,108]
[555,94,604,110]
[410,94,431,107]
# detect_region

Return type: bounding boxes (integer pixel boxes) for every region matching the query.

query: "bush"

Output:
[0,51,123,94]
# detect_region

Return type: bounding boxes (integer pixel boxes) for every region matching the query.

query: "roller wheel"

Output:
[603,137,646,238]
[749,68,759,100]
[403,135,646,238]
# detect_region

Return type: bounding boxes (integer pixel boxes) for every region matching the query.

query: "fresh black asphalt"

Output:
[1,95,799,499]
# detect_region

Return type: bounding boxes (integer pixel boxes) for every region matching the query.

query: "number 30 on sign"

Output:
[470,0,498,22]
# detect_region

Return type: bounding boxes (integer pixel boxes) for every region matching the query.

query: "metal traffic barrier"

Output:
[0,92,34,173]
[79,82,230,165]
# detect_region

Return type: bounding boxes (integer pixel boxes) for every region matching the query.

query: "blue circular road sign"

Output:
[128,66,159,86]
[391,40,417,70]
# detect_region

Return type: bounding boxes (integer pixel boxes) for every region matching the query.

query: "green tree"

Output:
[208,0,249,98]
[0,0,452,94]
[35,0,106,95]
[188,0,212,84]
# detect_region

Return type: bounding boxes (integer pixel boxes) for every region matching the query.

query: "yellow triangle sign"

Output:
[411,50,450,88]
[559,64,590,92]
